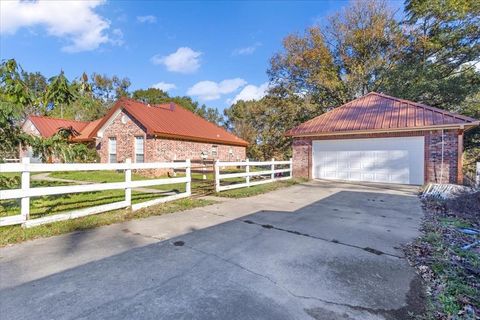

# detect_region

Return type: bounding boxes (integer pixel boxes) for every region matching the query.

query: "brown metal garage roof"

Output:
[285,92,479,137]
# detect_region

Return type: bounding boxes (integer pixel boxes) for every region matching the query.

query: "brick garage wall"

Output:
[292,138,312,179]
[425,129,459,184]
[292,130,461,184]
[97,109,246,166]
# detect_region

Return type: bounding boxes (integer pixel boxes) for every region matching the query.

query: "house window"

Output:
[211,145,218,157]
[108,137,117,163]
[135,136,144,163]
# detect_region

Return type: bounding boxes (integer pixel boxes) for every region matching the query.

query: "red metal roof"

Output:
[73,118,103,142]
[108,98,248,146]
[28,116,90,138]
[286,92,479,137]
[28,98,248,147]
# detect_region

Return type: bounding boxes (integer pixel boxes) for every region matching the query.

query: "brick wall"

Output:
[97,109,246,164]
[292,138,311,179]
[97,110,147,163]
[292,130,461,184]
[425,130,459,184]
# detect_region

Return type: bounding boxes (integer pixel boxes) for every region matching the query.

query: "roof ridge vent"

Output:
[169,102,175,111]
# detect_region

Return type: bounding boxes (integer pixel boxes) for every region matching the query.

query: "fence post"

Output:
[125,158,132,207]
[271,158,275,181]
[186,159,192,195]
[476,162,480,188]
[21,157,30,221]
[246,158,250,187]
[202,161,207,180]
[214,159,220,192]
[289,158,293,179]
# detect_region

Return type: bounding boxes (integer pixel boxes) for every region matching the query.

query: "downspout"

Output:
[440,129,445,183]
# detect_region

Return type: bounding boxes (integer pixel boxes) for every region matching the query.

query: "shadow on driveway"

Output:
[0,190,425,320]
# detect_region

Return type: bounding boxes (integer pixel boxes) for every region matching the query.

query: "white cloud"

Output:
[151,47,202,74]
[150,82,177,91]
[0,0,117,53]
[232,42,262,56]
[137,15,157,24]
[232,82,269,103]
[187,78,247,101]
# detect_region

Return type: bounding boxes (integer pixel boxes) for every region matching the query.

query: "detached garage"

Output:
[286,92,479,185]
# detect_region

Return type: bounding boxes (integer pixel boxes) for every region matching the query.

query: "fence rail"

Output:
[0,158,191,228]
[214,158,292,192]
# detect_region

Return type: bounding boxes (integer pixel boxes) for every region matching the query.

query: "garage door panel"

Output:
[313,137,424,185]
[349,172,362,181]
[324,171,337,179]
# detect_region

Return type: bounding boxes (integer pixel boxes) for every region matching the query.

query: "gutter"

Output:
[285,122,480,138]
[153,132,249,147]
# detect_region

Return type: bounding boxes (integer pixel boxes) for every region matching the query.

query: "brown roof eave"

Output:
[153,132,248,147]
[286,122,480,138]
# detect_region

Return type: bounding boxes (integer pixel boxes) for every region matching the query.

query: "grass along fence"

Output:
[0,158,191,228]
[214,158,292,192]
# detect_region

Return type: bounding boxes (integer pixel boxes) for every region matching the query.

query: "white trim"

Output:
[108,137,117,163]
[134,135,145,163]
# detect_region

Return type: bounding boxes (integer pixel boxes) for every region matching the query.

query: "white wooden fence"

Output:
[476,162,480,188]
[215,159,292,192]
[0,158,191,228]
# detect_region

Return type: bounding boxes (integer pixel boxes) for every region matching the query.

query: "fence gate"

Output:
[175,159,216,196]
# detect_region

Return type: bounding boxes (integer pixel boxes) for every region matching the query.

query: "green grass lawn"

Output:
[0,170,191,218]
[215,178,304,198]
[0,198,215,246]
[0,168,298,246]
[49,170,156,183]
[0,189,173,218]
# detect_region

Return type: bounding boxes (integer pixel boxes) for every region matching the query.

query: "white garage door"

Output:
[312,137,424,185]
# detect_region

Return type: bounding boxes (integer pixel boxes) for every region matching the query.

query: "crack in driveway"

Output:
[176,241,407,319]
[242,219,404,259]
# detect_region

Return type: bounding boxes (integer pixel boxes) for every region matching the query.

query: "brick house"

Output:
[22,98,247,164]
[286,92,479,185]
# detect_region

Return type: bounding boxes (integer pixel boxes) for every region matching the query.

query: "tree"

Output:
[268,0,404,111]
[91,73,131,103]
[0,59,33,159]
[380,0,480,110]
[225,91,316,160]
[28,127,98,163]
[21,71,47,115]
[132,88,170,104]
[44,70,77,118]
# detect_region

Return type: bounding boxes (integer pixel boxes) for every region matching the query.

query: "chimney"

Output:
[169,102,175,111]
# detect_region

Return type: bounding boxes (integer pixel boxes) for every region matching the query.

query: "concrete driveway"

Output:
[0,181,424,320]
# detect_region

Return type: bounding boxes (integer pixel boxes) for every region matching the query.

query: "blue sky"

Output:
[1,0,402,111]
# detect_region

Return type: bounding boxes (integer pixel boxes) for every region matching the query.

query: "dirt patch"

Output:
[404,191,480,319]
